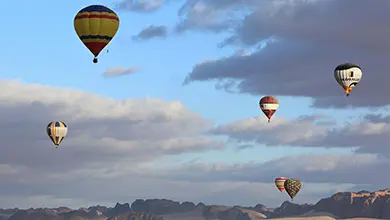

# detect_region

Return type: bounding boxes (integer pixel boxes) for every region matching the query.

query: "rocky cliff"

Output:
[0,188,389,219]
[314,188,390,218]
[269,188,390,219]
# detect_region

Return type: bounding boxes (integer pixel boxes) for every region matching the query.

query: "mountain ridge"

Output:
[1,188,389,219]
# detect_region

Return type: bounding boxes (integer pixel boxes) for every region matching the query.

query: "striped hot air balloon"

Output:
[46,121,68,148]
[259,96,279,122]
[275,177,287,192]
[74,5,120,63]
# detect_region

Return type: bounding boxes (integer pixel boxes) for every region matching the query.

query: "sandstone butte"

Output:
[0,188,389,219]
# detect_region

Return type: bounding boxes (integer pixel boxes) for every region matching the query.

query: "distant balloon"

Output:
[259,96,279,122]
[334,63,362,96]
[275,177,287,192]
[74,5,119,63]
[46,121,68,148]
[284,178,302,200]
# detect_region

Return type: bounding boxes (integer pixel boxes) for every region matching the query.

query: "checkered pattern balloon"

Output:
[284,178,301,200]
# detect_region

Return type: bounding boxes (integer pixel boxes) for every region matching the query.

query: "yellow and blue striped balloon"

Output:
[46,121,68,148]
[74,5,119,63]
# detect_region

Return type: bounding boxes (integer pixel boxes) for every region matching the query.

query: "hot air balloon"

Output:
[284,178,302,200]
[74,5,120,63]
[275,177,287,192]
[259,96,279,122]
[46,121,68,148]
[334,63,362,96]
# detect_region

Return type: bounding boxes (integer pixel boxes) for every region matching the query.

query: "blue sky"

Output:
[0,0,361,165]
[0,0,387,209]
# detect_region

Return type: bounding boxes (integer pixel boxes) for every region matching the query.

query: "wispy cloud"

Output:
[133,25,168,41]
[103,66,141,77]
[116,0,166,13]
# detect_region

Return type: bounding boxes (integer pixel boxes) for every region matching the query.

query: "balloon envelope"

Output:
[284,178,302,200]
[275,177,287,192]
[74,5,119,63]
[259,96,279,122]
[334,63,362,96]
[46,121,68,147]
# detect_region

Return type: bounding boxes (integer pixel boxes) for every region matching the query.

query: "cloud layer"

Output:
[179,0,390,108]
[0,80,225,207]
[211,113,390,156]
[1,80,390,208]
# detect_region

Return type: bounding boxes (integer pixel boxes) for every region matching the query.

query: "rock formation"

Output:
[107,212,163,220]
[0,188,389,219]
[314,188,390,218]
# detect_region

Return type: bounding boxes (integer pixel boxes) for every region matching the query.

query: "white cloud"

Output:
[156,153,384,184]
[103,66,140,77]
[1,79,389,209]
[0,79,226,208]
[211,115,329,146]
[133,25,167,41]
[210,113,390,156]
[117,0,166,12]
